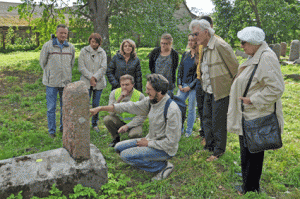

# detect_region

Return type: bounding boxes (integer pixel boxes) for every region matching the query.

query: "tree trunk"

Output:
[88,0,111,62]
[247,0,262,28]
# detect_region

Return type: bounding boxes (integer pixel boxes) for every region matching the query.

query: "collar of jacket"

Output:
[206,35,216,50]
[85,45,104,53]
[240,41,268,67]
[116,52,136,60]
[52,38,69,47]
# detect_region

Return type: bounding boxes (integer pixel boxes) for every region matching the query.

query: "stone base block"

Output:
[0,144,107,199]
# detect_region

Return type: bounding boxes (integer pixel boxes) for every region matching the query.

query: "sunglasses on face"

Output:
[192,31,200,37]
[241,41,247,45]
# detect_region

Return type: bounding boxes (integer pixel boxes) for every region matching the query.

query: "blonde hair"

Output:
[161,33,173,44]
[120,39,137,58]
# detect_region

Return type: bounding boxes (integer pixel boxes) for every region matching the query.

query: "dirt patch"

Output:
[0,70,41,96]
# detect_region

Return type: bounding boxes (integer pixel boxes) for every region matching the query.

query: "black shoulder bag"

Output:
[241,63,283,153]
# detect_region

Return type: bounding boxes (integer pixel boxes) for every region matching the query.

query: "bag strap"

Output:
[164,98,172,122]
[241,53,276,113]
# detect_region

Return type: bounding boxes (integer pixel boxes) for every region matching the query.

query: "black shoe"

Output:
[49,134,56,138]
[109,137,120,147]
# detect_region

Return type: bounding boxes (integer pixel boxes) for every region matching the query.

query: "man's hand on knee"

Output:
[137,138,148,147]
[118,125,129,134]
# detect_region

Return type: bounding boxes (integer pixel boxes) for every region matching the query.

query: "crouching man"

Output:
[90,74,181,181]
[104,74,146,147]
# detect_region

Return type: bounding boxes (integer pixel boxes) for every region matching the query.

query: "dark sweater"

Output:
[177,51,197,89]
[149,47,179,88]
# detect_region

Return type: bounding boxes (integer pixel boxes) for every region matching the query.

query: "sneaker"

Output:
[185,132,192,138]
[93,126,100,133]
[49,134,56,138]
[151,161,174,181]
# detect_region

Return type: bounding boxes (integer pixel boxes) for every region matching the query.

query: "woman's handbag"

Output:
[241,64,283,153]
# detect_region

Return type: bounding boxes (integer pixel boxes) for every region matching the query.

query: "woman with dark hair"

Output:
[177,34,198,137]
[149,33,179,96]
[78,33,107,132]
[106,39,143,92]
[228,27,284,195]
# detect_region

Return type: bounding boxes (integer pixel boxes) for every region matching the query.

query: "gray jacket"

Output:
[114,95,182,156]
[40,38,75,87]
[78,45,107,90]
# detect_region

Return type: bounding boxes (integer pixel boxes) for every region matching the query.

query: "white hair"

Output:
[189,19,215,36]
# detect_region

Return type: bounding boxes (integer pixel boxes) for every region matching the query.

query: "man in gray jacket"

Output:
[90,74,181,181]
[39,24,75,138]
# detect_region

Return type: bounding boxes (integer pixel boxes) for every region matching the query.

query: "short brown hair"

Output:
[120,39,137,58]
[120,74,135,84]
[161,33,173,44]
[88,33,102,46]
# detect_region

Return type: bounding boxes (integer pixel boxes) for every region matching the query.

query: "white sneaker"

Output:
[151,161,174,181]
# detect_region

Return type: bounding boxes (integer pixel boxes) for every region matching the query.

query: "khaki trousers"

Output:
[103,114,143,139]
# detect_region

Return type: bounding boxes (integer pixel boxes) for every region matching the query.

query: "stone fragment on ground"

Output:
[0,144,108,199]
[235,49,248,59]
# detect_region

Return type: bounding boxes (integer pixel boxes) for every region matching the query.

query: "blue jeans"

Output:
[46,86,64,135]
[176,83,196,135]
[89,88,102,127]
[202,92,229,156]
[115,139,172,173]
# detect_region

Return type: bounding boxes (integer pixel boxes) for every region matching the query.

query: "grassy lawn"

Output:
[0,47,300,199]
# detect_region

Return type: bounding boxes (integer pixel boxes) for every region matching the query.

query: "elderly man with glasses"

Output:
[190,19,239,162]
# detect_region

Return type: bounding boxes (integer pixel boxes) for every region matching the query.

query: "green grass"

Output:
[0,47,300,199]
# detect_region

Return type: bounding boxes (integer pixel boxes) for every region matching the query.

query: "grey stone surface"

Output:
[289,40,300,61]
[294,58,300,64]
[273,43,281,60]
[0,144,108,199]
[63,81,90,161]
[235,49,248,59]
[281,42,287,57]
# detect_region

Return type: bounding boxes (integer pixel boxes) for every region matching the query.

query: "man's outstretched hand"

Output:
[90,107,100,117]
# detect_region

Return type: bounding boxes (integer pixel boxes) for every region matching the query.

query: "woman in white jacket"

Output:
[227,27,284,195]
[78,33,107,132]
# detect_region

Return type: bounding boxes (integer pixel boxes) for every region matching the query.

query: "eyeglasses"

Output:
[191,31,200,37]
[160,42,170,45]
[241,41,247,45]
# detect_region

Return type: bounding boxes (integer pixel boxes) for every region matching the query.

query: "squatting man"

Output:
[90,74,182,181]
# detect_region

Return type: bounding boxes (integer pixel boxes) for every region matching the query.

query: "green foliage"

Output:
[212,0,300,45]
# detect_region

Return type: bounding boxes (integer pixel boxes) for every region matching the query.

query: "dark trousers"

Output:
[195,79,205,137]
[203,92,229,156]
[239,136,264,193]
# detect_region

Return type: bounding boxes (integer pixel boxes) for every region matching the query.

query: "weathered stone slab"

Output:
[294,58,300,64]
[281,42,287,57]
[0,144,108,199]
[63,81,90,161]
[273,43,281,60]
[235,49,248,59]
[289,40,300,61]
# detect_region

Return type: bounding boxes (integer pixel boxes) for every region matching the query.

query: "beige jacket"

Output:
[40,39,75,87]
[78,45,107,90]
[227,41,285,135]
[114,95,181,156]
[201,36,239,100]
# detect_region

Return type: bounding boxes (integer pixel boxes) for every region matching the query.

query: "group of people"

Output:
[40,15,284,194]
